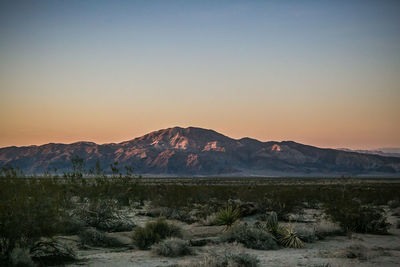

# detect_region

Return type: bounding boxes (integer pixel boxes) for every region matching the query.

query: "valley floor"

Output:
[65,208,400,267]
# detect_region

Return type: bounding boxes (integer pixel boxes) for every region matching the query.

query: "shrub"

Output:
[74,198,135,232]
[216,206,240,230]
[79,228,125,248]
[152,238,192,257]
[279,225,304,248]
[200,213,218,226]
[196,249,259,267]
[132,217,181,249]
[231,252,260,267]
[223,223,278,250]
[345,244,370,260]
[147,207,198,223]
[314,221,344,239]
[324,198,390,234]
[258,211,284,238]
[293,225,317,243]
[10,247,35,267]
[388,199,400,209]
[30,239,76,266]
[0,178,69,261]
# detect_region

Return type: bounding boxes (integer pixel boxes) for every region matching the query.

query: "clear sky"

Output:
[1,0,399,149]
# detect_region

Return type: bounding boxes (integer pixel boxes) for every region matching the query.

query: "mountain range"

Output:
[338,148,400,158]
[1,126,400,177]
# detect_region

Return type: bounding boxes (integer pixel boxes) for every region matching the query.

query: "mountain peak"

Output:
[123,126,235,151]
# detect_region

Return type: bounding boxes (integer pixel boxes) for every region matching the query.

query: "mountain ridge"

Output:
[1,126,400,177]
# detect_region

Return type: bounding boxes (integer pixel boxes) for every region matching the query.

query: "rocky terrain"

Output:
[1,126,400,176]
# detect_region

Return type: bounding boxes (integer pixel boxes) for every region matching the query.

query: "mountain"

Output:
[1,126,400,177]
[338,148,400,158]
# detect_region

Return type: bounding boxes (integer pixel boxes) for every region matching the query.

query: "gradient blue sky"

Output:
[1,0,399,149]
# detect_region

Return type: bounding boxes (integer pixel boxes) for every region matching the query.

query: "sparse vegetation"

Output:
[152,238,192,257]
[132,217,181,249]
[1,175,400,265]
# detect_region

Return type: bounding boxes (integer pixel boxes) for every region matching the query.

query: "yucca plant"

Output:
[216,205,240,230]
[279,224,304,248]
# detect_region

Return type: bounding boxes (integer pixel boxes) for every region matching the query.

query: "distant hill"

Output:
[1,127,400,177]
[338,148,400,158]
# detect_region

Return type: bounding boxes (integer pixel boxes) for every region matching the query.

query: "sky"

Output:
[0,0,399,149]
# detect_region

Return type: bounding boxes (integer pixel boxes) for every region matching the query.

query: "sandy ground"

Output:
[66,209,400,267]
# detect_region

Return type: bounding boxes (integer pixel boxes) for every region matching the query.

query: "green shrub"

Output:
[79,228,125,248]
[152,238,192,257]
[324,198,390,234]
[216,206,240,230]
[223,223,278,250]
[0,178,69,260]
[132,218,181,249]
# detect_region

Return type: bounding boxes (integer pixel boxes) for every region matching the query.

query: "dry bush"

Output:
[223,223,278,250]
[293,225,317,243]
[73,198,135,232]
[151,238,192,257]
[200,213,218,226]
[30,239,76,266]
[132,217,181,250]
[79,228,125,248]
[314,221,344,239]
[191,244,259,267]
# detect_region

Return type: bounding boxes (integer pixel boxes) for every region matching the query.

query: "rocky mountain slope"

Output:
[1,127,400,176]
